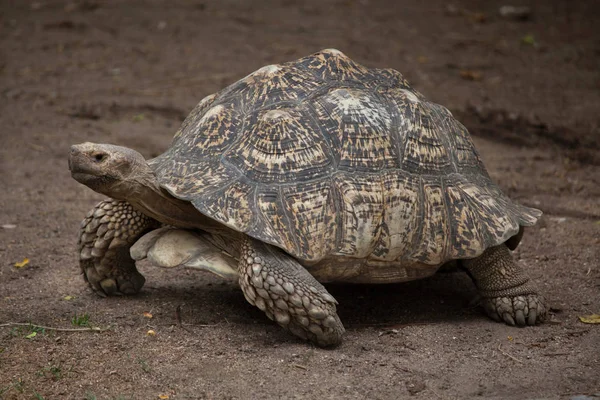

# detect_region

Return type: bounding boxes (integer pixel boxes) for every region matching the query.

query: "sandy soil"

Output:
[1,0,599,399]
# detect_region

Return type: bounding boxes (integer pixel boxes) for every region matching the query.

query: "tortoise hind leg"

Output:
[238,237,345,347]
[79,199,159,296]
[461,244,546,326]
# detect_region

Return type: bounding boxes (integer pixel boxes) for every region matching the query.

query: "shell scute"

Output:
[334,173,384,259]
[370,172,421,261]
[408,181,450,265]
[198,179,256,232]
[312,88,399,172]
[281,181,337,261]
[217,64,324,112]
[251,188,299,255]
[223,106,334,184]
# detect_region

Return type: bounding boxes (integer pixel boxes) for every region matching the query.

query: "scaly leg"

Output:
[238,237,345,347]
[462,244,546,326]
[78,199,159,296]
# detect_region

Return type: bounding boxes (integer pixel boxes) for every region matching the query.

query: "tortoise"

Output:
[69,49,546,346]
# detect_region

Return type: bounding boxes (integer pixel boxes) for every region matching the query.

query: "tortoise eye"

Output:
[93,153,106,162]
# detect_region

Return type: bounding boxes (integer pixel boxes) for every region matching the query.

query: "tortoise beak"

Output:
[69,143,99,176]
[68,145,78,171]
[69,145,84,173]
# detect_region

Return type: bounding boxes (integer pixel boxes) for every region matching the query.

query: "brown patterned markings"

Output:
[172,93,216,141]
[445,182,485,258]
[371,68,411,91]
[380,83,427,105]
[440,115,486,172]
[314,88,398,171]
[458,183,520,245]
[220,64,323,112]
[409,181,449,265]
[159,158,235,200]
[185,104,241,152]
[243,64,282,81]
[427,101,454,118]
[200,179,256,232]
[513,203,542,226]
[392,92,453,175]
[334,173,384,258]
[282,181,337,261]
[252,189,299,256]
[224,107,333,183]
[370,172,421,261]
[296,49,371,82]
[155,101,241,198]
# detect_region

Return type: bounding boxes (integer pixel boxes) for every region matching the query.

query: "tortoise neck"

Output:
[107,161,160,201]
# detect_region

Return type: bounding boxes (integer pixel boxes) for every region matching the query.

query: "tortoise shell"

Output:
[151,49,541,268]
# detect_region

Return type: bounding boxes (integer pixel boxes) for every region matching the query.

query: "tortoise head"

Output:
[69,143,155,200]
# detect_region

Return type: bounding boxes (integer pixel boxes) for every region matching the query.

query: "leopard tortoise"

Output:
[69,49,546,346]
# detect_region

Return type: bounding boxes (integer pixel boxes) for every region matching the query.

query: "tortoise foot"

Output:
[81,257,146,296]
[462,244,546,327]
[481,294,546,326]
[78,199,158,296]
[239,237,345,347]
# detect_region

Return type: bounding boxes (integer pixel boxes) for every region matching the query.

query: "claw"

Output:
[528,309,537,326]
[515,309,526,326]
[503,313,516,326]
[100,278,118,295]
[86,272,107,297]
[482,295,546,327]
[91,285,107,298]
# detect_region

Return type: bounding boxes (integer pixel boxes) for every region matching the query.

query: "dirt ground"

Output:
[1,0,599,399]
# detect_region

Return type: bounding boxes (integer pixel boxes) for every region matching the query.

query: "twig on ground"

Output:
[0,322,110,332]
[497,344,524,363]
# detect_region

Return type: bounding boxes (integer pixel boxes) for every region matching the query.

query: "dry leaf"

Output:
[459,70,482,81]
[158,395,170,400]
[578,314,600,324]
[143,312,153,319]
[14,258,29,268]
[63,295,75,301]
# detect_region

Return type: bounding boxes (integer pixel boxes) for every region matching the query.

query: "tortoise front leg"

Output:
[78,199,159,296]
[238,237,345,347]
[461,244,546,326]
